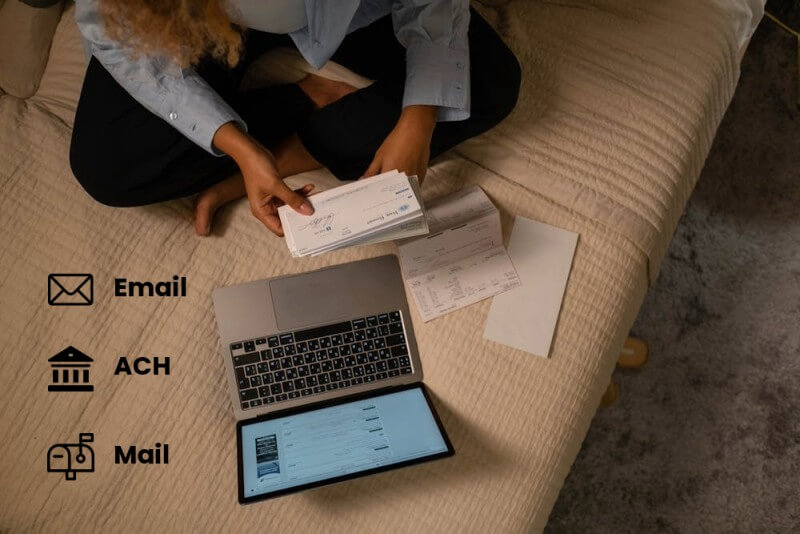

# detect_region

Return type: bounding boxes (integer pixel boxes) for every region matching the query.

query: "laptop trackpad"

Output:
[270,268,362,332]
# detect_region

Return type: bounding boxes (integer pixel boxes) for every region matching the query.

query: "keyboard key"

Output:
[340,345,351,356]
[249,376,261,387]
[326,383,338,391]
[388,359,399,369]
[352,318,366,329]
[285,344,296,356]
[354,330,366,341]
[399,356,411,367]
[391,345,409,357]
[256,338,267,346]
[235,368,248,389]
[340,379,351,388]
[307,376,318,387]
[262,373,273,384]
[342,368,353,379]
[386,334,405,346]
[318,374,330,384]
[271,384,282,395]
[400,367,412,374]
[363,340,374,351]
[308,339,320,350]
[364,375,376,383]
[321,361,333,372]
[293,355,304,366]
[316,350,328,361]
[374,338,386,349]
[376,372,388,380]
[231,342,243,351]
[261,349,271,361]
[275,394,288,402]
[345,356,357,367]
[244,341,256,352]
[378,325,390,336]
[257,362,268,373]
[281,357,293,369]
[333,358,345,370]
[296,341,308,352]
[279,333,294,345]
[364,363,376,374]
[244,364,256,376]
[389,311,401,322]
[294,320,352,342]
[268,336,279,347]
[269,360,281,372]
[366,328,378,339]
[295,378,306,389]
[367,316,378,327]
[351,342,363,353]
[265,396,275,404]
[304,352,316,364]
[310,363,321,374]
[273,346,284,358]
[320,337,332,348]
[301,388,313,396]
[376,361,388,372]
[343,332,355,344]
[313,386,326,393]
[282,381,294,392]
[241,401,249,409]
[368,351,379,362]
[288,391,300,399]
[327,347,340,358]
[298,365,309,377]
[251,398,263,407]
[331,335,343,346]
[353,376,364,385]
[378,349,391,359]
[378,313,390,324]
[258,386,270,397]
[274,370,286,382]
[388,369,399,377]
[240,388,258,401]
[286,368,298,380]
[389,322,403,334]
[357,353,368,364]
[233,352,260,367]
[329,371,341,382]
[353,366,365,377]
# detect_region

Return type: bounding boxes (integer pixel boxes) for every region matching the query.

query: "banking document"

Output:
[278,170,428,257]
[396,186,521,322]
[240,387,449,498]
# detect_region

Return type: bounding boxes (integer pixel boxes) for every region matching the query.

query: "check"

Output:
[279,171,428,257]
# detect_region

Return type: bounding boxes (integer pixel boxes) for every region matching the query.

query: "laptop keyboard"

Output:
[230,310,413,410]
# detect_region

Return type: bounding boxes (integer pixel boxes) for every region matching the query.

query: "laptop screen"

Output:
[238,385,453,502]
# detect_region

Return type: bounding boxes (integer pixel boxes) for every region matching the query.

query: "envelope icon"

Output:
[48,274,93,306]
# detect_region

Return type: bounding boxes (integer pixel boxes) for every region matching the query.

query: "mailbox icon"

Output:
[47,433,95,480]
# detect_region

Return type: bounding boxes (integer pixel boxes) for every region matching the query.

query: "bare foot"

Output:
[297,74,357,109]
[194,173,246,236]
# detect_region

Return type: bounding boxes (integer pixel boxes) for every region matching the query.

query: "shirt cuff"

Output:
[404,41,471,122]
[168,76,248,156]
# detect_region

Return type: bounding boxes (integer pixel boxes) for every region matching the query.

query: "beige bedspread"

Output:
[0,1,759,531]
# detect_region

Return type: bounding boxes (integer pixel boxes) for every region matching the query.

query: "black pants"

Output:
[70,10,521,207]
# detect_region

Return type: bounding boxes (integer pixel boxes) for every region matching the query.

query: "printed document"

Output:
[396,186,520,322]
[279,170,428,257]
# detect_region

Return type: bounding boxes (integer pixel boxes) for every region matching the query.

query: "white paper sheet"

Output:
[397,186,520,322]
[279,171,428,257]
[484,217,578,358]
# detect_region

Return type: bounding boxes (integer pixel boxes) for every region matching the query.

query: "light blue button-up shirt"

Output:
[74,0,471,156]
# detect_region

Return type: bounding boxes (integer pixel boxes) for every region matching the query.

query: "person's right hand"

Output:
[213,122,314,236]
[238,144,314,236]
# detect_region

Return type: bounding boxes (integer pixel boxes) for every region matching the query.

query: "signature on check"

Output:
[299,213,336,231]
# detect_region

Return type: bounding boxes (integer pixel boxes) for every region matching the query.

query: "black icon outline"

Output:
[47,433,95,480]
[47,273,93,306]
[48,346,94,392]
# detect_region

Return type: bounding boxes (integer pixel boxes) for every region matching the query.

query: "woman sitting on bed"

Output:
[69,0,521,236]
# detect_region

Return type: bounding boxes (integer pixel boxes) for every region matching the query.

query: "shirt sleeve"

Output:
[391,0,471,122]
[74,0,246,156]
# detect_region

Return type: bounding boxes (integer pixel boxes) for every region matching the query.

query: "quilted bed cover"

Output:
[0,0,761,532]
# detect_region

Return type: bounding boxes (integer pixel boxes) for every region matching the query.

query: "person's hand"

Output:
[362,105,437,183]
[213,122,314,236]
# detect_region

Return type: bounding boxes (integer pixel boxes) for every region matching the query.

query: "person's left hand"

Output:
[362,105,437,183]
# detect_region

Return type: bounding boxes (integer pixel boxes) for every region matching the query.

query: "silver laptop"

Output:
[212,254,423,420]
[212,255,453,502]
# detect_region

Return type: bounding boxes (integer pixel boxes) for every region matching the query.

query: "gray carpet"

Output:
[546,11,800,534]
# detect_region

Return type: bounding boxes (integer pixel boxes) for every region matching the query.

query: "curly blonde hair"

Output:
[99,0,243,67]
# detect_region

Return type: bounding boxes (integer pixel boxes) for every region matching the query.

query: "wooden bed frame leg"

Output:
[617,337,648,369]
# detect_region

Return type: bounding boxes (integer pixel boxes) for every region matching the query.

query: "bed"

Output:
[0,0,763,531]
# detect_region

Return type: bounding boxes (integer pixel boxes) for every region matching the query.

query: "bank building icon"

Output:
[48,346,94,392]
